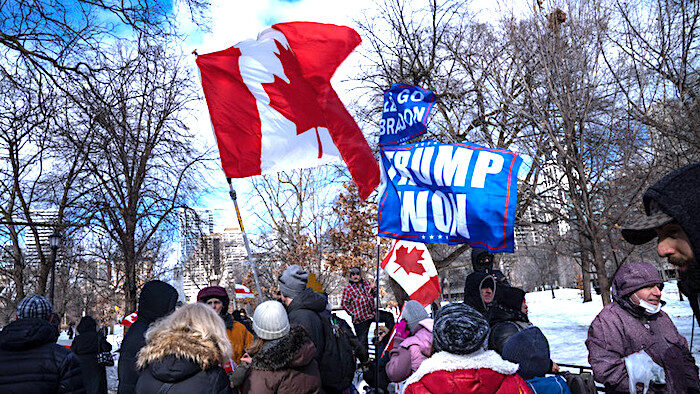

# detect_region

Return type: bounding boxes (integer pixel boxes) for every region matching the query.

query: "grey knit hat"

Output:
[433,303,489,355]
[278,265,309,298]
[16,295,53,320]
[402,300,429,334]
[252,301,290,340]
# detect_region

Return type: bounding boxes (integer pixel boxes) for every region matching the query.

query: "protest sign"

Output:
[379,83,435,146]
[378,141,522,252]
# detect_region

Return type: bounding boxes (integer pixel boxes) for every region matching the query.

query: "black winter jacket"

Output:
[0,317,85,393]
[71,316,112,394]
[488,286,532,354]
[286,287,328,360]
[118,280,179,394]
[136,355,231,394]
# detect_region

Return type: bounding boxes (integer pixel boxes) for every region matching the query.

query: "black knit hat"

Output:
[433,303,489,355]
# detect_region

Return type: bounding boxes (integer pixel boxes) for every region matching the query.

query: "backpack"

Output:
[319,313,358,392]
[560,371,598,394]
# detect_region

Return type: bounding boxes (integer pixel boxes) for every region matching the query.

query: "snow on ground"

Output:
[528,280,700,369]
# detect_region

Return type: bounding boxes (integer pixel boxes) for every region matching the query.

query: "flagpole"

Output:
[227,178,263,305]
[375,235,381,391]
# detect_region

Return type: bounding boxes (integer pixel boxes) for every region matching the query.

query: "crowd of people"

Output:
[0,164,697,393]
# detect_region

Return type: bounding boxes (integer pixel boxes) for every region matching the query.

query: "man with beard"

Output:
[341,266,376,354]
[621,162,700,325]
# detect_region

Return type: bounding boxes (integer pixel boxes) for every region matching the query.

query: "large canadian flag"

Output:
[381,240,441,307]
[196,22,380,200]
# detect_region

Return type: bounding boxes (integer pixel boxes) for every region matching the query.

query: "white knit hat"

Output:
[252,301,290,340]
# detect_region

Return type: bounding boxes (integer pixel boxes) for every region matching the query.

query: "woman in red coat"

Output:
[404,303,532,394]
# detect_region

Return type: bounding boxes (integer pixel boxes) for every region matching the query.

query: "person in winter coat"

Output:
[278,265,328,360]
[118,280,179,394]
[197,286,254,364]
[488,286,532,353]
[404,302,531,394]
[586,261,700,393]
[71,315,112,394]
[501,327,571,394]
[386,300,433,382]
[488,286,560,373]
[470,248,509,285]
[0,295,85,393]
[341,266,377,353]
[621,163,700,326]
[463,270,498,316]
[135,302,232,393]
[231,300,321,393]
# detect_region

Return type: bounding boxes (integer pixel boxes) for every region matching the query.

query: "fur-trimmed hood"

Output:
[404,349,519,387]
[251,325,316,371]
[137,330,224,371]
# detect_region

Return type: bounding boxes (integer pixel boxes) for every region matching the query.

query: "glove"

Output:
[395,320,409,342]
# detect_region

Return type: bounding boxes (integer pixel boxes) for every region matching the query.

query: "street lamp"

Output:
[48,231,61,305]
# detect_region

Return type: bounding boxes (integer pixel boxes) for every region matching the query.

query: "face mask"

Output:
[638,299,661,315]
[632,293,661,315]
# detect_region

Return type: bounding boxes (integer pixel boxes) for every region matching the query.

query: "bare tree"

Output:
[66,40,209,310]
[603,0,700,166]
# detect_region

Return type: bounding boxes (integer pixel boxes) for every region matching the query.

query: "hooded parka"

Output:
[240,326,321,394]
[0,317,85,393]
[135,327,231,393]
[586,261,700,393]
[285,287,328,360]
[463,271,497,316]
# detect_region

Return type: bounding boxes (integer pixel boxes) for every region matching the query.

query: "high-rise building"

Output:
[24,208,61,266]
[178,208,214,263]
[177,214,248,303]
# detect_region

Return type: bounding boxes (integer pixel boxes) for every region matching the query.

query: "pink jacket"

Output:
[386,319,433,382]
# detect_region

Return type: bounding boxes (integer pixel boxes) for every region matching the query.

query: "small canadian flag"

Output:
[381,240,441,307]
[235,284,254,299]
[121,312,138,327]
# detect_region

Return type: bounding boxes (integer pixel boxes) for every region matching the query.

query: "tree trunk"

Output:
[592,242,611,305]
[582,256,592,303]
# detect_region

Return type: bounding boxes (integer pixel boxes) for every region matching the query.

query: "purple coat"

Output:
[586,261,700,393]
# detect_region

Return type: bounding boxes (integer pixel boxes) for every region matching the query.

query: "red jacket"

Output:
[404,350,532,394]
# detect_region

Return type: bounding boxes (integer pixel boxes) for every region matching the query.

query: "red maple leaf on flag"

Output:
[262,41,327,158]
[393,246,426,276]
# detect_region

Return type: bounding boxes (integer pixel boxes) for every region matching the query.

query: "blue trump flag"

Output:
[378,141,522,252]
[379,84,435,146]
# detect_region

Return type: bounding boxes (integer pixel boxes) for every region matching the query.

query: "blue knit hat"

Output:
[16,295,53,320]
[433,303,489,355]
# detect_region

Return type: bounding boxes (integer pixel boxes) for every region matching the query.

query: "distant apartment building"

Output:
[179,226,248,303]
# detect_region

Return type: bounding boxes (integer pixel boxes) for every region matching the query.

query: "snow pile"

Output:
[527,281,698,367]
